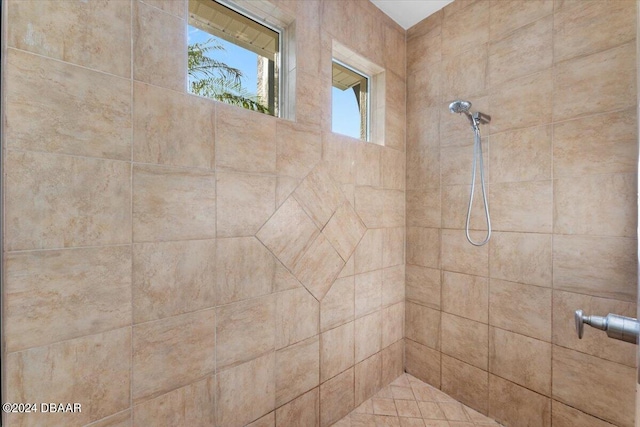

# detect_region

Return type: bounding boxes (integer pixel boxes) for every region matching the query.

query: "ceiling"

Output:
[370,0,454,30]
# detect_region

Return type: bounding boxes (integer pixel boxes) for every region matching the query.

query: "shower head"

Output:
[449,100,474,127]
[449,100,472,114]
[447,99,491,129]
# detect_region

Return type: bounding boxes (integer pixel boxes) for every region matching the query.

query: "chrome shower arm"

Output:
[472,112,491,125]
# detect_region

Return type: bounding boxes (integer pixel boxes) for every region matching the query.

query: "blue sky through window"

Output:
[332,86,362,139]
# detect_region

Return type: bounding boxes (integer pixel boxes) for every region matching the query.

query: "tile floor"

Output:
[333,374,503,427]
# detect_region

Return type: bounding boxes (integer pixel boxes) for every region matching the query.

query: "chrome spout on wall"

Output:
[575,309,639,344]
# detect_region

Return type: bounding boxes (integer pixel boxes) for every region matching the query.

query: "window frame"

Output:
[188,0,285,117]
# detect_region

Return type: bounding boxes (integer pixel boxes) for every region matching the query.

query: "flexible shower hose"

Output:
[465,125,491,246]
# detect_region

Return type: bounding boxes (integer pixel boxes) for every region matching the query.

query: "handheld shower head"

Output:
[449,100,475,127]
[448,99,491,130]
[449,100,472,114]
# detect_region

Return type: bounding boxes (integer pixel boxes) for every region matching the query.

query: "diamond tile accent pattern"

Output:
[259,163,369,302]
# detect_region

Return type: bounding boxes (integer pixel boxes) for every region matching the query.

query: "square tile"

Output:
[382,265,405,307]
[373,399,398,416]
[488,375,550,427]
[438,402,470,422]
[381,341,404,387]
[356,143,382,187]
[552,346,635,427]
[8,0,131,76]
[405,303,440,350]
[294,163,346,228]
[276,288,319,349]
[216,295,276,371]
[489,125,552,183]
[5,328,130,427]
[383,227,405,268]
[292,233,345,301]
[275,388,319,427]
[442,271,488,323]
[395,400,421,418]
[355,353,382,406]
[489,328,551,396]
[489,0,553,41]
[406,227,440,269]
[382,303,404,348]
[133,377,214,427]
[6,49,131,160]
[554,173,636,237]
[321,322,354,383]
[441,229,488,277]
[354,186,385,228]
[133,164,215,242]
[489,180,553,233]
[441,355,488,415]
[321,276,355,332]
[257,197,319,270]
[406,266,441,309]
[132,309,215,402]
[355,311,382,363]
[320,368,354,427]
[355,270,383,318]
[553,109,637,177]
[489,279,551,341]
[6,151,131,251]
[552,401,619,427]
[488,16,552,87]
[553,235,637,302]
[355,229,384,274]
[418,402,445,419]
[553,42,635,122]
[6,246,131,352]
[276,337,319,407]
[552,290,636,367]
[441,313,488,370]
[133,82,215,169]
[323,202,366,261]
[216,353,276,427]
[133,1,185,91]
[489,232,552,287]
[553,0,635,62]
[216,237,276,306]
[276,121,321,179]
[133,240,215,323]
[216,172,276,238]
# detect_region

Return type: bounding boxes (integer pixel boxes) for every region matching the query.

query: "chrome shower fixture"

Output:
[448,99,471,114]
[448,99,492,246]
[448,100,491,130]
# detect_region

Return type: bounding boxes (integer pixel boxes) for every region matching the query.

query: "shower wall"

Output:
[405,1,638,426]
[1,1,406,426]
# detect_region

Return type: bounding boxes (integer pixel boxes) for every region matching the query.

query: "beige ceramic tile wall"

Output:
[1,0,406,426]
[405,1,638,426]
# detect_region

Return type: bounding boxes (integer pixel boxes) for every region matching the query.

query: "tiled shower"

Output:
[0,1,638,427]
[405,1,638,426]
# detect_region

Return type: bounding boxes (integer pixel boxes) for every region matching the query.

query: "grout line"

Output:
[5,46,132,81]
[129,0,135,423]
[0,0,7,420]
[550,3,556,400]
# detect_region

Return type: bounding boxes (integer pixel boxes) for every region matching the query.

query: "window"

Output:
[331,41,385,144]
[188,0,281,116]
[332,61,369,141]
